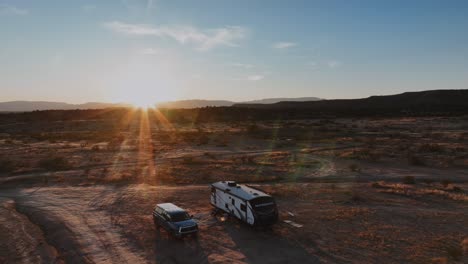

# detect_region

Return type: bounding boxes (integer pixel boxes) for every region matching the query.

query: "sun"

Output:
[129,97,156,109]
[131,100,154,109]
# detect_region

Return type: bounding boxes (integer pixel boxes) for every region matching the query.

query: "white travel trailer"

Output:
[210,181,278,226]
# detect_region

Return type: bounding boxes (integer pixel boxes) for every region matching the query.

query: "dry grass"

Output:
[38,156,72,171]
[370,181,468,201]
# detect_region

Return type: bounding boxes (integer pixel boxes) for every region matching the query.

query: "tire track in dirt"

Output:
[0,198,60,264]
[12,187,148,264]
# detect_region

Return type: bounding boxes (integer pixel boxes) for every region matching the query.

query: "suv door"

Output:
[162,211,172,230]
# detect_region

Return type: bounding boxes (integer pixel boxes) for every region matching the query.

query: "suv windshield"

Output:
[170,212,191,222]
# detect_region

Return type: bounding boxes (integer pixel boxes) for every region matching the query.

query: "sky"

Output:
[1,0,468,105]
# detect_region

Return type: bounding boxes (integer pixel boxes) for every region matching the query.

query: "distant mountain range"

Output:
[156,97,321,108]
[0,101,130,112]
[0,97,322,111]
[156,100,234,109]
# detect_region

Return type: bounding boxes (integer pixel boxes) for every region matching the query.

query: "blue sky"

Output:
[1,0,467,105]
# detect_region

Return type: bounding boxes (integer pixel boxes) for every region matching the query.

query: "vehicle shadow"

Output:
[153,228,209,264]
[222,221,321,264]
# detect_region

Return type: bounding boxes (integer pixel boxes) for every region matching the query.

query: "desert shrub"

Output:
[349,163,361,172]
[462,238,468,255]
[402,176,416,184]
[350,148,380,162]
[446,245,462,261]
[204,152,216,159]
[182,157,194,164]
[422,178,434,184]
[0,159,15,173]
[91,145,100,151]
[408,154,426,166]
[107,141,119,151]
[215,139,228,147]
[430,257,448,264]
[246,124,259,133]
[348,192,363,202]
[452,146,465,153]
[441,179,451,188]
[418,143,445,153]
[198,135,209,145]
[38,156,71,171]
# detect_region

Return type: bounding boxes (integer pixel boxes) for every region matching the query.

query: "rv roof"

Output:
[211,181,272,201]
[156,203,186,213]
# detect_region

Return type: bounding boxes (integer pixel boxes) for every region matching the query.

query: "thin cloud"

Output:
[273,42,297,49]
[139,48,159,55]
[146,0,155,10]
[230,63,253,69]
[82,5,97,12]
[327,60,342,68]
[0,4,28,15]
[247,75,264,81]
[191,74,202,80]
[104,21,247,50]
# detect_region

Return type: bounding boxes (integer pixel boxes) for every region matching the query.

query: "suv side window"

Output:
[164,212,171,221]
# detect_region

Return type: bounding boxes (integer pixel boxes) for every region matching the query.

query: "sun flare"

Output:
[130,99,155,109]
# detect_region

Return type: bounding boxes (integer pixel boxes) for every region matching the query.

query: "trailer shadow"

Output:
[222,222,321,264]
[153,229,209,264]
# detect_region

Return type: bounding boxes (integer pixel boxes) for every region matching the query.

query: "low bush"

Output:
[182,157,194,164]
[349,163,361,172]
[0,159,15,173]
[351,193,363,202]
[402,176,416,184]
[408,154,426,166]
[446,245,462,261]
[418,143,445,153]
[441,179,451,188]
[91,145,100,151]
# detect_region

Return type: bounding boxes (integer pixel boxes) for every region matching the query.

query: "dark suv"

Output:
[152,203,198,238]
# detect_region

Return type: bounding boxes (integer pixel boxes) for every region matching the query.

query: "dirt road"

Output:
[1,185,321,264]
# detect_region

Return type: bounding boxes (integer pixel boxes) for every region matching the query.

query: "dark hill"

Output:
[233,90,468,113]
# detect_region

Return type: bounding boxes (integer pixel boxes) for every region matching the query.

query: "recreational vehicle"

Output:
[210,181,278,226]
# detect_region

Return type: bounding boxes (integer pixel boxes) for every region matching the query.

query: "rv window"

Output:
[240,204,246,212]
[231,199,235,205]
[225,203,228,209]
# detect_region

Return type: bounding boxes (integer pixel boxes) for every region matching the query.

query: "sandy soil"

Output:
[1,116,467,263]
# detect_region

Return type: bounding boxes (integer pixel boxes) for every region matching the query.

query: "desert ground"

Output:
[1,110,467,263]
